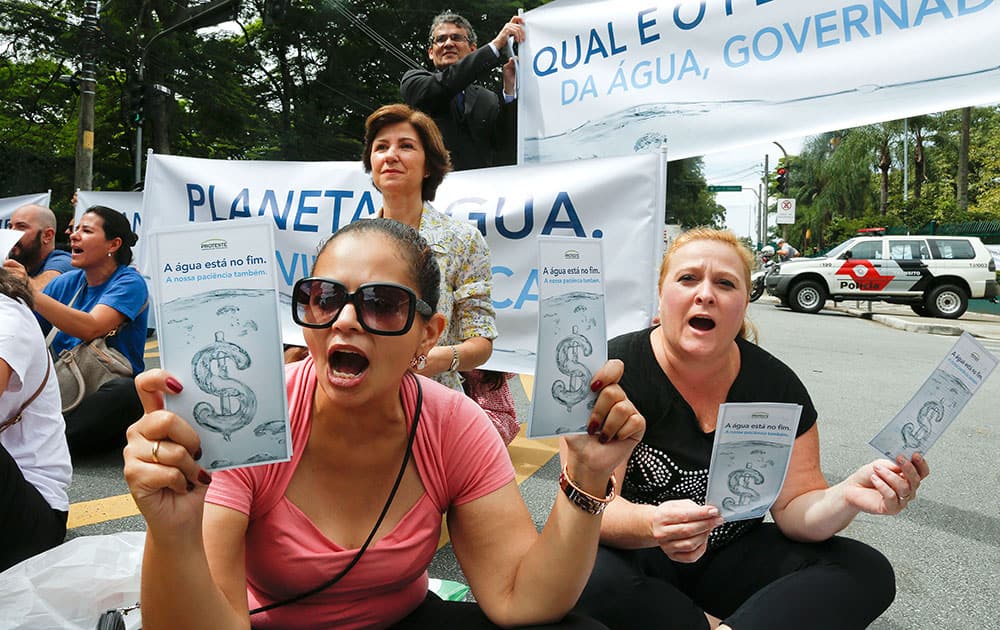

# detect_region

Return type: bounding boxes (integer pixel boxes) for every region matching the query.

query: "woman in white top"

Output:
[0,268,72,571]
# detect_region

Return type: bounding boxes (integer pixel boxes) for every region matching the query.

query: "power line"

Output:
[323,0,421,71]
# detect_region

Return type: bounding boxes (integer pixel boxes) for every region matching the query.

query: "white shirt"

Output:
[0,294,72,511]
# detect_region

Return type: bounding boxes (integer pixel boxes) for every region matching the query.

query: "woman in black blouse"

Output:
[575,228,930,630]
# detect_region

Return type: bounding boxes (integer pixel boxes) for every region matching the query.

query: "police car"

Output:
[764,235,1000,319]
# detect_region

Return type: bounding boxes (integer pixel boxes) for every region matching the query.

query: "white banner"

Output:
[76,190,146,261]
[140,153,664,374]
[0,192,52,226]
[518,0,1000,163]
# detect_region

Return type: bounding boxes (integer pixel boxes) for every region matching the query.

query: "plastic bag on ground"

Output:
[0,531,145,629]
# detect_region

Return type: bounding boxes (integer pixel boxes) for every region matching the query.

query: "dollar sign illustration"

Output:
[901,398,944,448]
[191,331,257,441]
[721,463,764,510]
[551,325,593,412]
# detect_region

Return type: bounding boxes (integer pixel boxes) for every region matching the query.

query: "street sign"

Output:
[776,198,796,224]
[707,185,742,192]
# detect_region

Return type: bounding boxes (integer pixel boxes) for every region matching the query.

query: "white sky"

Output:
[701,134,805,244]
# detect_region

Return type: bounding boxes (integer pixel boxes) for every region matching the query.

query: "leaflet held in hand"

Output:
[705,403,802,522]
[528,236,607,439]
[149,218,291,471]
[869,331,997,459]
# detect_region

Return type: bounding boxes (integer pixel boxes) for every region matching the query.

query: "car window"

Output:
[849,240,882,259]
[928,239,975,260]
[826,239,856,258]
[889,240,929,261]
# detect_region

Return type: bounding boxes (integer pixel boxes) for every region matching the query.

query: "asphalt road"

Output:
[750,299,1000,630]
[57,299,1000,628]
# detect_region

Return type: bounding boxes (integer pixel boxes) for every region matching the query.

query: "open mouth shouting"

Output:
[326,347,370,384]
[688,315,716,331]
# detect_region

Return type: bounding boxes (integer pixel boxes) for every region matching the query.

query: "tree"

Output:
[957,106,971,211]
[668,158,725,229]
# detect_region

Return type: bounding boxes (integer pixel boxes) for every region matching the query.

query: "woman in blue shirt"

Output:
[6,205,147,455]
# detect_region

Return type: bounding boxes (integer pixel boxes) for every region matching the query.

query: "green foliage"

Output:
[772,105,1000,248]
[667,158,725,229]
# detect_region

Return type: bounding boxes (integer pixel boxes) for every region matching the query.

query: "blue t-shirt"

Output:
[42,266,149,374]
[32,249,73,277]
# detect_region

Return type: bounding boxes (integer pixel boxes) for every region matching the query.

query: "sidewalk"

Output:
[830,300,1000,340]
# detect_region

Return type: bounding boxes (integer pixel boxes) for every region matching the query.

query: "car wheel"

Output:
[910,303,930,317]
[789,280,826,314]
[925,284,967,319]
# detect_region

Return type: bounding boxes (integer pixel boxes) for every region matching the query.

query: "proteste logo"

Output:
[835,259,894,291]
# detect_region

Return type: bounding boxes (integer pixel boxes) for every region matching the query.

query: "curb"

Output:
[833,306,969,337]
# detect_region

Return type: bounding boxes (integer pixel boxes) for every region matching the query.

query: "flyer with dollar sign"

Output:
[705,403,802,522]
[869,332,997,460]
[528,236,607,439]
[149,217,291,472]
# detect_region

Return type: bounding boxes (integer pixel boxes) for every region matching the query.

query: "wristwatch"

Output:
[559,466,616,515]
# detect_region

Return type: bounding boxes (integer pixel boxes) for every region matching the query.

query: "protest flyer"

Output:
[149,218,291,471]
[705,403,802,522]
[870,332,997,460]
[528,236,607,438]
[1,229,24,258]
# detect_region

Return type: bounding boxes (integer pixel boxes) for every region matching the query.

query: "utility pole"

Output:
[74,0,100,192]
[134,0,241,184]
[761,153,769,245]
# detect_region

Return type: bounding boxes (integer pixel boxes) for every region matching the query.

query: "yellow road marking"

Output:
[68,494,140,529]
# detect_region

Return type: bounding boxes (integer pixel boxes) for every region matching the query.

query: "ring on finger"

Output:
[899,493,911,501]
[151,440,161,464]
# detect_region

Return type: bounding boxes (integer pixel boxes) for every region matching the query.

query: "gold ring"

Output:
[151,440,161,464]
[899,493,910,501]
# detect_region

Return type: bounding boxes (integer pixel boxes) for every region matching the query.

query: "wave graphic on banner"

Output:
[524,65,1000,163]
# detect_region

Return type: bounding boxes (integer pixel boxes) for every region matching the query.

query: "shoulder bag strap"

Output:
[46,282,86,349]
[0,357,51,433]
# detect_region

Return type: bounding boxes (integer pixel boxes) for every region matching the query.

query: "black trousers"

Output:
[0,441,68,572]
[64,377,143,456]
[575,523,895,630]
[391,592,608,629]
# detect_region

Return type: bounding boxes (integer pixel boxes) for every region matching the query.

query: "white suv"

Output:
[764,235,1000,319]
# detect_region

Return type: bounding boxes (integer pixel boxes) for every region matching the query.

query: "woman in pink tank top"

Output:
[124,217,645,629]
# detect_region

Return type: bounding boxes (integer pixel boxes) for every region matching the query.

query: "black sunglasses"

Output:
[292,278,433,336]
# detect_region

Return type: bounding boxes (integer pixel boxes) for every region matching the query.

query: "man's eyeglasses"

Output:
[432,33,470,45]
[292,278,433,336]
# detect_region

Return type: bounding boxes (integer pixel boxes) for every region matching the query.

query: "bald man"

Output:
[6,204,72,291]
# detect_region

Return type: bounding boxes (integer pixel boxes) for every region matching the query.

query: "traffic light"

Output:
[127,82,145,126]
[775,166,788,194]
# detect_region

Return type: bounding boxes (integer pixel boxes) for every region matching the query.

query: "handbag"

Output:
[53,335,133,414]
[46,284,137,414]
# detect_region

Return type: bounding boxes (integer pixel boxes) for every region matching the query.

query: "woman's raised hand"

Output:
[841,453,930,516]
[650,499,724,563]
[123,369,211,536]
[563,360,645,483]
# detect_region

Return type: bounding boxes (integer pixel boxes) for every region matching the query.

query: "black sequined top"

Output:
[609,328,817,551]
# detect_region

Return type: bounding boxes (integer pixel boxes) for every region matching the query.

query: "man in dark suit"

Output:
[401,12,525,171]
